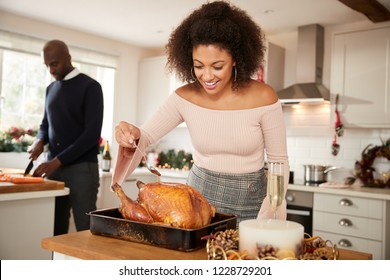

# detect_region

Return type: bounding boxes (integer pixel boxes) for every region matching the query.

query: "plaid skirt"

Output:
[187,164,267,225]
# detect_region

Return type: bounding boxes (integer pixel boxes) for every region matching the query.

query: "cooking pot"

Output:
[303,164,338,184]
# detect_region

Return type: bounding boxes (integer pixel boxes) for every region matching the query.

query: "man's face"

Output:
[43,49,71,81]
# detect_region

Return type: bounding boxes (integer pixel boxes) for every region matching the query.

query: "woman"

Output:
[113,1,289,223]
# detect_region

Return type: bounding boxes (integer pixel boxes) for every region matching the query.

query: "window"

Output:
[0,30,117,142]
[0,49,49,130]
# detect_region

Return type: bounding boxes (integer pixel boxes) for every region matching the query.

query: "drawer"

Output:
[314,193,382,219]
[313,211,382,240]
[313,230,382,260]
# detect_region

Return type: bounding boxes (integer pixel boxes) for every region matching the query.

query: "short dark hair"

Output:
[165,0,266,89]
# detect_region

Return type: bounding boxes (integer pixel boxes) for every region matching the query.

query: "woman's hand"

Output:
[115,121,140,148]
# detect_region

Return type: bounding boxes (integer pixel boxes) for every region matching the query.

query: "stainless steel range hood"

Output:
[277,24,330,104]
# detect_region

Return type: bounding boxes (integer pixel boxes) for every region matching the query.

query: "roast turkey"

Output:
[111,180,216,229]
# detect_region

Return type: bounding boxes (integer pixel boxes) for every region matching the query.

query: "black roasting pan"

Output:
[88,208,236,251]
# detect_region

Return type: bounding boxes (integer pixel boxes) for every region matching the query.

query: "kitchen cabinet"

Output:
[137,56,184,125]
[0,181,68,260]
[263,42,285,92]
[331,26,390,128]
[313,192,390,259]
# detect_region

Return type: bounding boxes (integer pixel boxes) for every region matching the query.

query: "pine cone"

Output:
[256,244,278,259]
[206,229,239,260]
[299,252,324,260]
[303,236,327,254]
[312,248,334,260]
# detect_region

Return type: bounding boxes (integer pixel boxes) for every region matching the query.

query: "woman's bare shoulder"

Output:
[175,83,201,101]
[246,80,279,107]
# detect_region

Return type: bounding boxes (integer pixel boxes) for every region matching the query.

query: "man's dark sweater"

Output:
[37,73,104,166]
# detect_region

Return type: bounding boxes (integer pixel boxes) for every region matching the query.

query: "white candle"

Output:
[239,219,304,258]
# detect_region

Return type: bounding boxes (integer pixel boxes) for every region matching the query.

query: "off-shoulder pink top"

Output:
[112,92,289,219]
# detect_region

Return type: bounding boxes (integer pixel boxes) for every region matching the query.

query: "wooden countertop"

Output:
[0,167,65,194]
[42,230,373,260]
[0,179,64,194]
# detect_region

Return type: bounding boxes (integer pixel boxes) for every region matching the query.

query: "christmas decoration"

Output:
[348,139,390,188]
[157,149,193,171]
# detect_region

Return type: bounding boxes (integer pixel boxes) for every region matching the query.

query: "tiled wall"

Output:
[158,104,390,183]
[283,104,390,181]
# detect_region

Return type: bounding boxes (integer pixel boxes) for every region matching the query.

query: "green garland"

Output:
[0,127,38,152]
[157,149,193,171]
[351,139,390,188]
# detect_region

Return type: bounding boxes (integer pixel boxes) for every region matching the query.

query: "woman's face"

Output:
[192,44,235,95]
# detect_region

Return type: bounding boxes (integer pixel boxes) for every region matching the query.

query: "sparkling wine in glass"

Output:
[267,162,285,219]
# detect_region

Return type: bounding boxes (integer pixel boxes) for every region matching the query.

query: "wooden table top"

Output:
[42,230,373,260]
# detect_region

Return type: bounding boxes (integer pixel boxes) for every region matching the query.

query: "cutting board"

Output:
[0,179,64,194]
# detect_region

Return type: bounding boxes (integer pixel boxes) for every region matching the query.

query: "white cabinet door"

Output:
[331,26,390,128]
[313,230,383,259]
[263,42,285,92]
[137,56,171,125]
[313,192,389,259]
[137,56,186,125]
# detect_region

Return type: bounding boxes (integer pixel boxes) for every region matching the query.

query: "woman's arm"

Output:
[111,93,185,186]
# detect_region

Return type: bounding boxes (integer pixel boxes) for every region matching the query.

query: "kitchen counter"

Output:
[288,183,390,201]
[0,172,69,260]
[132,167,190,180]
[130,167,390,200]
[42,230,372,260]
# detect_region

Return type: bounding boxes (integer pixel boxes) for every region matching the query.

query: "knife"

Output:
[24,160,34,176]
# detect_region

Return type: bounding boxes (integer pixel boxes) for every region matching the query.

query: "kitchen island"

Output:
[42,230,372,260]
[0,173,69,260]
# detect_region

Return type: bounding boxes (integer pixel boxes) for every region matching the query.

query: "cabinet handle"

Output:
[339,198,353,206]
[286,193,294,202]
[338,239,352,247]
[339,218,353,227]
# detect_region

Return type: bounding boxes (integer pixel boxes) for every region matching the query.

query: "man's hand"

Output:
[28,138,44,160]
[32,157,62,177]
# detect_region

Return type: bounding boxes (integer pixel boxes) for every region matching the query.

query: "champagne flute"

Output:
[267,162,285,219]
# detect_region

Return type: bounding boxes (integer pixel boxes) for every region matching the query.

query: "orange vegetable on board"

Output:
[12,177,44,184]
[0,174,12,182]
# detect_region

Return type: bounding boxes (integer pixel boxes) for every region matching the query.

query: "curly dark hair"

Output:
[165,0,266,89]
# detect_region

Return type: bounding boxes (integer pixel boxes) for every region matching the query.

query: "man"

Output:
[29,39,104,235]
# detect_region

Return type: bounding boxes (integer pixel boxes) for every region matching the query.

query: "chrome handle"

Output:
[339,218,353,227]
[338,239,352,247]
[339,198,353,206]
[286,193,294,202]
